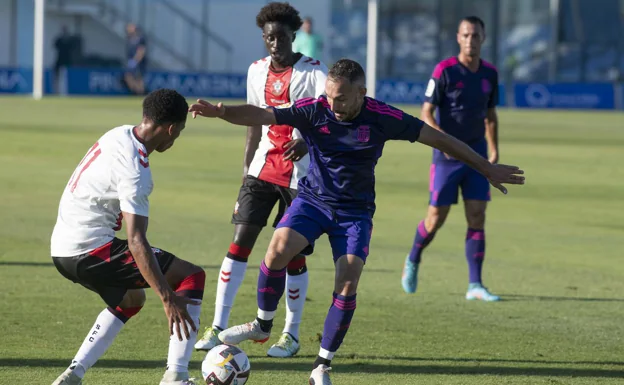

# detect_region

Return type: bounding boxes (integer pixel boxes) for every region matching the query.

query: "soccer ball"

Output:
[201,344,251,385]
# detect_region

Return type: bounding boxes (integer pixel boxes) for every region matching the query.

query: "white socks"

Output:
[166,303,202,373]
[283,271,309,340]
[212,256,309,341]
[67,301,203,379]
[70,308,125,378]
[212,257,247,329]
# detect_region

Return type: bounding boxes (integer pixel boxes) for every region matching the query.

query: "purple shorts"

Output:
[429,141,491,206]
[276,197,373,262]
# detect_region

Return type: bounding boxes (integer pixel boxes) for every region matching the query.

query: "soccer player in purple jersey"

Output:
[402,16,503,301]
[189,58,524,385]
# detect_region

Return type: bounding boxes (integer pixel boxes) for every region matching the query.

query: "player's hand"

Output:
[162,293,200,341]
[189,99,225,119]
[485,163,525,195]
[489,150,499,164]
[283,139,308,162]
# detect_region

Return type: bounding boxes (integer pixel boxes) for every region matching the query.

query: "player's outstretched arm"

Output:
[124,212,199,339]
[189,99,277,127]
[417,124,524,194]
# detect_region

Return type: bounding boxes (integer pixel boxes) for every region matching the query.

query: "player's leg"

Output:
[310,216,370,384]
[51,243,148,385]
[124,72,138,94]
[135,64,146,95]
[219,198,326,346]
[268,188,310,357]
[197,224,262,349]
[51,239,206,385]
[51,285,146,385]
[196,176,277,351]
[462,164,499,301]
[161,256,206,384]
[402,162,461,294]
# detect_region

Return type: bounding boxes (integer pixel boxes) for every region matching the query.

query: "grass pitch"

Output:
[1,96,624,384]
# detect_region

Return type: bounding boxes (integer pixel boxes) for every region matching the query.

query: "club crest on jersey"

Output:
[481,79,492,93]
[272,79,284,95]
[277,102,293,109]
[356,126,370,142]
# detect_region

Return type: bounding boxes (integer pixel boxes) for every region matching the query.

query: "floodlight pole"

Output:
[33,0,46,100]
[366,0,378,98]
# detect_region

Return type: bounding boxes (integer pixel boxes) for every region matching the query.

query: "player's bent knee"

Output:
[335,277,359,297]
[174,265,206,300]
[466,212,486,229]
[118,289,147,309]
[265,228,308,269]
[334,254,364,296]
[287,256,307,275]
[232,224,262,250]
[111,289,145,322]
[165,257,205,295]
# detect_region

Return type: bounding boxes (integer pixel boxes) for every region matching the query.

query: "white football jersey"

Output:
[51,125,153,257]
[246,55,327,189]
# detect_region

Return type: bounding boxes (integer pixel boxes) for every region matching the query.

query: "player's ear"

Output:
[292,32,296,42]
[166,124,175,136]
[359,87,367,97]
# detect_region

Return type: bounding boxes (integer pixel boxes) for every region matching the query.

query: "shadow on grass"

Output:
[498,294,624,303]
[0,261,394,273]
[3,358,624,378]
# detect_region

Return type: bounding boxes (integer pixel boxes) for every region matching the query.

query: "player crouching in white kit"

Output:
[50,89,205,385]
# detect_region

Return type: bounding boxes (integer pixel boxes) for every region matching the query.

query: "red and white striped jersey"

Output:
[246,55,328,189]
[51,125,153,257]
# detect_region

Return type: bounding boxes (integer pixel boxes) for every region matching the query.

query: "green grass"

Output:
[1,96,624,384]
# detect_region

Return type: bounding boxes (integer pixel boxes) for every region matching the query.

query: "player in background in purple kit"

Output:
[189,59,524,385]
[402,16,503,301]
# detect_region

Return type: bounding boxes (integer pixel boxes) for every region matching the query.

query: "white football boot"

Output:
[159,371,199,385]
[51,368,82,385]
[218,319,270,345]
[194,325,223,351]
[309,365,332,385]
[267,332,300,357]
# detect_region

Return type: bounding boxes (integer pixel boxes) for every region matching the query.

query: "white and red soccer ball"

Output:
[201,344,250,385]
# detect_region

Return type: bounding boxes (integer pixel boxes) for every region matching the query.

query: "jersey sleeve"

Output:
[272,98,319,132]
[424,63,446,106]
[246,65,260,106]
[314,64,329,97]
[488,70,499,108]
[114,152,151,217]
[379,103,423,142]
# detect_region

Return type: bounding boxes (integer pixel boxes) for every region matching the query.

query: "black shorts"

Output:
[232,175,298,228]
[52,238,176,308]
